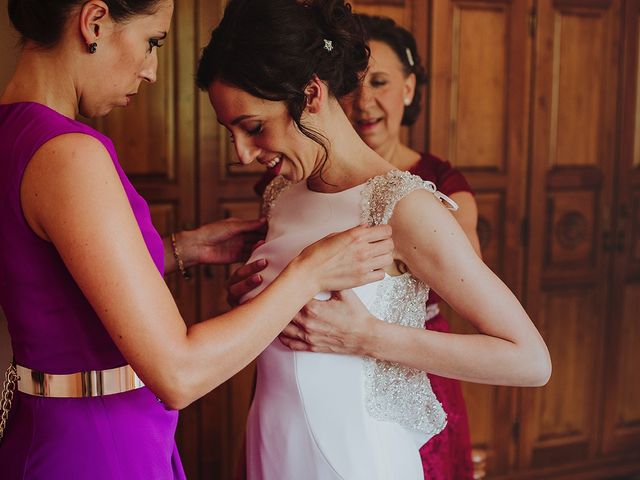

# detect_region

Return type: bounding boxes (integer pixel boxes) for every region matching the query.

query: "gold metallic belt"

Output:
[16,364,144,398]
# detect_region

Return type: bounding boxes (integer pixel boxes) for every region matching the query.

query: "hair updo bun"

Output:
[196,0,369,173]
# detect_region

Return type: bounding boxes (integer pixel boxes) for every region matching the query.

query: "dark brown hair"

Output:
[8,0,164,48]
[196,0,369,172]
[356,14,427,126]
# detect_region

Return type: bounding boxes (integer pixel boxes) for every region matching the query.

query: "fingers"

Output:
[227,274,263,306]
[278,334,311,352]
[251,239,266,253]
[350,224,393,243]
[225,217,268,233]
[229,258,267,283]
[227,259,267,306]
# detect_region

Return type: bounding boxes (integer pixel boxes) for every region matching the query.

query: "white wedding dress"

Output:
[241,171,451,480]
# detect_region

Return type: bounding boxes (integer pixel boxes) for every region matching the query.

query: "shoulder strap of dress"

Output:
[361,170,458,226]
[260,175,292,219]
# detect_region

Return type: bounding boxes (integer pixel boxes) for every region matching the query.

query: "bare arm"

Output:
[280,191,550,387]
[21,134,394,409]
[449,191,481,257]
[163,218,266,275]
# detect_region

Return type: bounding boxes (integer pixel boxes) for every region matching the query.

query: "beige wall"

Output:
[0,0,19,366]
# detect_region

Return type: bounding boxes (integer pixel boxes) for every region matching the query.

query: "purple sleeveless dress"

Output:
[0,102,185,479]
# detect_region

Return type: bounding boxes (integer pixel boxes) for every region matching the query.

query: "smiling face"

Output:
[79,0,174,117]
[208,80,320,183]
[340,40,415,154]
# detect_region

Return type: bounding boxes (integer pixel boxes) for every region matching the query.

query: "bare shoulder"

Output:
[22,133,125,240]
[28,132,113,176]
[388,187,469,264]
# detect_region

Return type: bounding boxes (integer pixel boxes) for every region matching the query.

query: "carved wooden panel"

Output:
[601,0,640,458]
[545,190,597,270]
[449,4,508,170]
[610,284,640,428]
[523,0,621,471]
[549,8,607,168]
[528,288,601,466]
[431,1,533,474]
[475,192,505,273]
[633,192,640,262]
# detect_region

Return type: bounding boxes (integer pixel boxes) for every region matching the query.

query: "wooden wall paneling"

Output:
[601,0,640,460]
[523,0,621,471]
[430,0,533,474]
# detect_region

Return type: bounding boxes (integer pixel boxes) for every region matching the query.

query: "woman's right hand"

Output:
[293,224,393,293]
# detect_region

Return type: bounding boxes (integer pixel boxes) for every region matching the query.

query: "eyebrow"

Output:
[230,114,257,126]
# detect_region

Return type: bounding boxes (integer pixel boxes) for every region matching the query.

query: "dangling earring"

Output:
[88,42,97,54]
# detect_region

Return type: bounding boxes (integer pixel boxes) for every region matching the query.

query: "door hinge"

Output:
[528,8,537,38]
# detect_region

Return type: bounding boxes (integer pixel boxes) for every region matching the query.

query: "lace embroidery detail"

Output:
[361,170,458,227]
[360,170,449,435]
[261,175,291,219]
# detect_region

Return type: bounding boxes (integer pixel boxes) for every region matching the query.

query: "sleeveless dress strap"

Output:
[359,170,448,436]
[361,170,458,227]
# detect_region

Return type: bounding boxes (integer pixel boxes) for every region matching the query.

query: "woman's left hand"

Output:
[167,217,266,272]
[279,289,377,355]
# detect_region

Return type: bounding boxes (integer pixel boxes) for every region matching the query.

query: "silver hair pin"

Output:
[405,47,415,67]
[323,39,333,52]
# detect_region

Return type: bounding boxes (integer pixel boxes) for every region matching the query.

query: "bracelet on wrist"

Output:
[170,232,190,280]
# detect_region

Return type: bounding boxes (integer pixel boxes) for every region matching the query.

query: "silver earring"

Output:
[88,42,97,54]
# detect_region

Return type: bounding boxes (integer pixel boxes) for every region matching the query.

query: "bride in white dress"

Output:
[197,1,551,478]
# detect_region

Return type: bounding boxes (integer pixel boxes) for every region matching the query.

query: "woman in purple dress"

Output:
[0,1,394,478]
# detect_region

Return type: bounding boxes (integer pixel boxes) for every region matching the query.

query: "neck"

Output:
[0,44,79,118]
[306,100,392,193]
[375,137,421,172]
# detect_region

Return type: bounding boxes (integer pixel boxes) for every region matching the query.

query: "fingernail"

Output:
[257,259,267,267]
[252,274,262,283]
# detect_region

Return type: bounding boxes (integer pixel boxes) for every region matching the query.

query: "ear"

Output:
[403,72,417,106]
[79,1,110,45]
[303,75,326,114]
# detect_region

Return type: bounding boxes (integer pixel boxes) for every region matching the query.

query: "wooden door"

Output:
[601,0,640,461]
[429,0,533,475]
[523,0,621,472]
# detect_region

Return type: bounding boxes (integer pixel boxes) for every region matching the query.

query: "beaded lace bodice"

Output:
[262,170,457,435]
